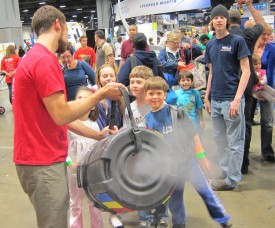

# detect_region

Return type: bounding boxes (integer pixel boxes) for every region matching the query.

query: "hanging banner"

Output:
[114,0,211,21]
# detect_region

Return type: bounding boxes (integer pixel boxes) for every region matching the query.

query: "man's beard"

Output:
[56,38,68,54]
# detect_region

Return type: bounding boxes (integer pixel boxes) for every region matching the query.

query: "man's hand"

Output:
[99,82,125,100]
[244,0,253,6]
[204,100,211,114]
[229,99,241,118]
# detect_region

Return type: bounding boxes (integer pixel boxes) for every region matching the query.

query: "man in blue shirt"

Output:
[204,4,251,191]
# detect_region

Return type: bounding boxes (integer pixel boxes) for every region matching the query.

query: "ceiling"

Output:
[18,0,98,28]
[18,0,271,28]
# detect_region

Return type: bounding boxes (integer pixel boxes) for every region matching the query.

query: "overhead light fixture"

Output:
[23,9,28,12]
[77,8,82,11]
[21,20,24,23]
[72,15,77,17]
[39,1,46,4]
[60,5,66,8]
[91,10,95,13]
[94,17,97,19]
[84,16,88,18]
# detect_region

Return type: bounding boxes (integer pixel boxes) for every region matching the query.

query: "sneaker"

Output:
[172,224,186,228]
[210,179,234,191]
[261,156,275,163]
[221,221,233,228]
[158,219,168,228]
[139,221,150,228]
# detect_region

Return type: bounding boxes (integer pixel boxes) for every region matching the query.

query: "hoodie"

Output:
[117,50,159,86]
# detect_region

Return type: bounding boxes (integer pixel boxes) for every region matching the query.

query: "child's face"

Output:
[76,90,92,100]
[76,90,95,110]
[179,77,192,91]
[130,77,146,98]
[99,67,116,87]
[254,61,261,70]
[145,89,166,111]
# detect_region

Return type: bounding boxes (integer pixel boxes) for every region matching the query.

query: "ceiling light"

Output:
[39,1,46,4]
[94,17,97,19]
[77,8,82,11]
[84,16,88,18]
[91,10,95,13]
[60,5,66,8]
[23,9,28,12]
[72,15,77,17]
[21,20,24,23]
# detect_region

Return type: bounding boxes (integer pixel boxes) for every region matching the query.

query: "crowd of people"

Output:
[1,0,274,227]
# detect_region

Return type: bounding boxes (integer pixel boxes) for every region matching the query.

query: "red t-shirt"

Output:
[120,39,134,60]
[120,39,150,60]
[74,46,96,67]
[1,54,20,84]
[13,43,68,165]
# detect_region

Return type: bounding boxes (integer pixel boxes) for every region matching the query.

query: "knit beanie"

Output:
[211,4,229,21]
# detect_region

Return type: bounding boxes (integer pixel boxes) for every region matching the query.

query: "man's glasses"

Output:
[60,55,72,60]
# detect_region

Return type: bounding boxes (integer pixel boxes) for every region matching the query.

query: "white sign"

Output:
[114,0,211,21]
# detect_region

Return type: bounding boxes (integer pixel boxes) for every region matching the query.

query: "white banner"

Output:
[114,0,211,21]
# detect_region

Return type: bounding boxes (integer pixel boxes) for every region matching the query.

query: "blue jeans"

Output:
[7,83,12,104]
[259,100,274,157]
[211,99,245,187]
[169,160,230,225]
[138,204,168,224]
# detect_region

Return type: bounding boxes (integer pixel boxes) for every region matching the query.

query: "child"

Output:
[175,70,205,130]
[122,66,166,227]
[144,76,231,228]
[82,55,92,65]
[252,55,275,102]
[67,86,112,228]
[96,64,124,130]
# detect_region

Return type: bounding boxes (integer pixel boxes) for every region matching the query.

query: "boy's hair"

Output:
[199,34,210,43]
[252,55,261,65]
[82,55,91,64]
[178,70,194,82]
[79,35,87,42]
[133,33,147,50]
[75,86,99,121]
[32,5,66,37]
[144,76,169,92]
[129,66,154,80]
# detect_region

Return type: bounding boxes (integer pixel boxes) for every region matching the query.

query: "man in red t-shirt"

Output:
[74,35,96,69]
[13,5,123,228]
[118,24,138,70]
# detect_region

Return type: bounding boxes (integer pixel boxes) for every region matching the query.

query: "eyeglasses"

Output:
[60,55,72,60]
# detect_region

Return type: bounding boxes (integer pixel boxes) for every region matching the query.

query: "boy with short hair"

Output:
[123,66,169,228]
[144,76,232,228]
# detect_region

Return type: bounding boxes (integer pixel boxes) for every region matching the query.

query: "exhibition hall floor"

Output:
[0,87,275,228]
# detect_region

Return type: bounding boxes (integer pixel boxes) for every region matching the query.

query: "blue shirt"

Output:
[63,60,96,101]
[205,34,250,101]
[97,99,123,130]
[175,88,203,129]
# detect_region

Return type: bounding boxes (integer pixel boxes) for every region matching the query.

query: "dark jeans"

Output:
[259,100,274,158]
[7,83,12,104]
[242,95,256,168]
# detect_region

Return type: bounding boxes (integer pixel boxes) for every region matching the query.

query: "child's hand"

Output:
[109,125,118,135]
[198,157,214,175]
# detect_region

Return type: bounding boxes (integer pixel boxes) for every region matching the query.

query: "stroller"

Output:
[0,72,6,115]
